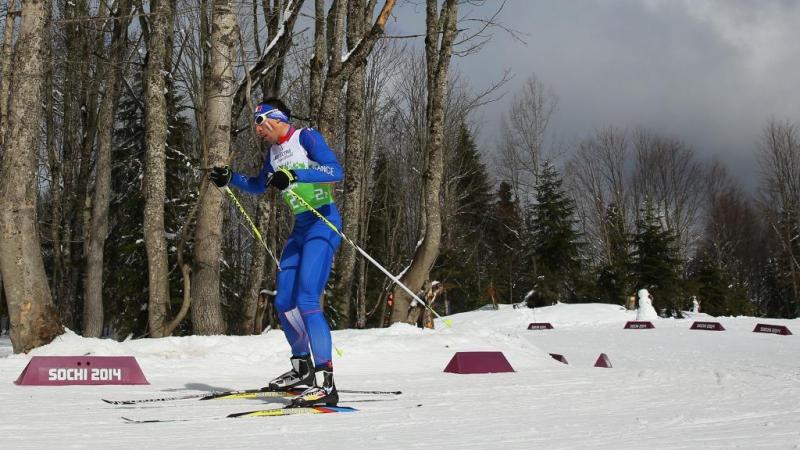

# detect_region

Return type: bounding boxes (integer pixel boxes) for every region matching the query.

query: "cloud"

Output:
[642,0,799,77]
[441,0,800,189]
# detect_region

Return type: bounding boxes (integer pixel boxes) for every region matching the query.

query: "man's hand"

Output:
[210,166,231,188]
[267,168,297,191]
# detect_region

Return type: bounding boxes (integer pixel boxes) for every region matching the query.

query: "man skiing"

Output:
[209,98,342,407]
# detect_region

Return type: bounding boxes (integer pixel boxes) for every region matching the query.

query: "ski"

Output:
[200,388,303,401]
[339,389,402,395]
[229,405,358,418]
[104,393,209,405]
[122,416,208,424]
[104,387,401,405]
[103,388,300,405]
[121,406,358,423]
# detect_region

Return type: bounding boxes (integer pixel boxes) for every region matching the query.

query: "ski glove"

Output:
[268,168,297,191]
[209,166,231,188]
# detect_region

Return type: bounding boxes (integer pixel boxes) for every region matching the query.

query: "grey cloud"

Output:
[394,0,800,189]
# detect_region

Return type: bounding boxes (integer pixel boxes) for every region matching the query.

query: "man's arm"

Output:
[294,128,343,183]
[229,157,274,194]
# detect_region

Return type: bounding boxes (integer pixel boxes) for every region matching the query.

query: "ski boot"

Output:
[289,368,339,407]
[263,355,314,391]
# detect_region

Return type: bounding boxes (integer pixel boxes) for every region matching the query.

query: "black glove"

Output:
[268,168,297,191]
[209,166,231,188]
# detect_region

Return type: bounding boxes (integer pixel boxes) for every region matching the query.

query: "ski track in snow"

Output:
[1,304,799,449]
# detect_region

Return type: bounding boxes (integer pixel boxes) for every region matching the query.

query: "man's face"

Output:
[255,117,284,144]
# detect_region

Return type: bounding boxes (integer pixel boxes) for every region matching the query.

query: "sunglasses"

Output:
[254,114,270,125]
[254,108,288,125]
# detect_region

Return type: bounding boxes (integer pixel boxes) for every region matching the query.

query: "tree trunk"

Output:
[391,0,457,323]
[143,0,175,338]
[50,0,106,331]
[308,0,325,118]
[312,0,395,135]
[56,0,86,329]
[43,4,61,314]
[240,199,273,334]
[237,0,291,334]
[191,0,236,335]
[0,8,19,146]
[230,0,303,118]
[83,0,131,337]
[259,0,292,98]
[75,1,105,333]
[355,173,372,327]
[0,0,64,354]
[332,0,371,327]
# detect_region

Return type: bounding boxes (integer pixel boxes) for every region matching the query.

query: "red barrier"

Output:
[753,324,792,335]
[594,353,612,368]
[443,352,515,374]
[549,353,568,364]
[528,323,554,330]
[691,321,725,331]
[15,356,149,386]
[624,321,655,329]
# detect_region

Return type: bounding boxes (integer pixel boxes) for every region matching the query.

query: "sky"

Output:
[386,0,800,189]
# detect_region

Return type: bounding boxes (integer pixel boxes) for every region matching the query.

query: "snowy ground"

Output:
[1,304,799,449]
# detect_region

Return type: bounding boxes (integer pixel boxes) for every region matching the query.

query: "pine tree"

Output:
[526,161,583,306]
[631,200,682,315]
[364,152,404,326]
[485,181,523,304]
[691,251,751,317]
[433,124,493,313]
[596,202,631,305]
[105,77,196,337]
[105,78,148,337]
[759,257,797,318]
[767,207,800,318]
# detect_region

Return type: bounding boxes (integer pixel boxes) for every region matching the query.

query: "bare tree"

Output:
[231,0,303,117]
[631,129,706,259]
[758,119,800,315]
[0,5,19,146]
[311,0,396,138]
[330,0,376,327]
[566,127,630,266]
[190,0,237,335]
[704,162,766,285]
[0,0,64,353]
[496,75,557,202]
[52,0,104,329]
[239,199,279,334]
[346,38,403,327]
[143,0,176,338]
[83,0,132,338]
[390,0,458,324]
[236,0,299,335]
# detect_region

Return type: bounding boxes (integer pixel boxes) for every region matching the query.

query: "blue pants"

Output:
[274,204,341,368]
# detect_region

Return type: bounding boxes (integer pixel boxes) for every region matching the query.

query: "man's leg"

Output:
[288,223,342,405]
[273,235,309,356]
[295,224,341,368]
[266,234,315,391]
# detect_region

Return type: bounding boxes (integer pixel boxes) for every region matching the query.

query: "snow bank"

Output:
[1,304,799,450]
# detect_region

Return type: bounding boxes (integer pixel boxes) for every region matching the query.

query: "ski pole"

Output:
[284,188,452,328]
[221,186,281,270]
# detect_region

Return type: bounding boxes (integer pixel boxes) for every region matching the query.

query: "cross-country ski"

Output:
[121,405,359,424]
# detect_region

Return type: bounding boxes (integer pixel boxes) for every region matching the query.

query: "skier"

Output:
[209,98,342,407]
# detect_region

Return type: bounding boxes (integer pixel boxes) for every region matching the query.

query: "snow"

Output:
[341,40,362,64]
[2,304,799,449]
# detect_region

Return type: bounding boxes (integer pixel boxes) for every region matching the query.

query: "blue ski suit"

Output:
[229,127,342,368]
